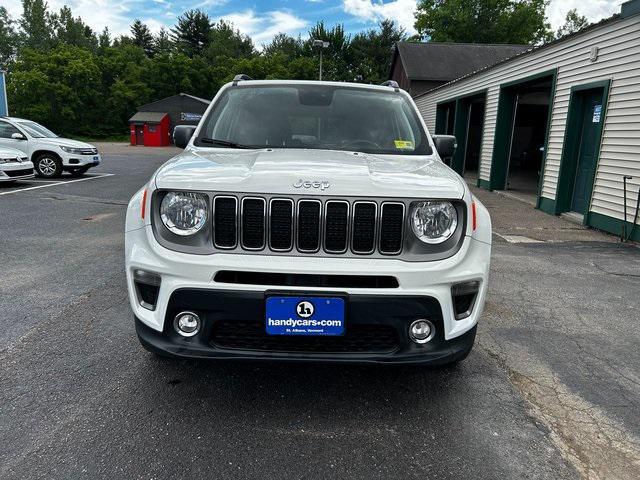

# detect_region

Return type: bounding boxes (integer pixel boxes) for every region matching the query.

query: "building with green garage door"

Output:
[413,0,640,241]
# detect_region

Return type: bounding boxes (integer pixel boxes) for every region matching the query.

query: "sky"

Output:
[2,0,626,47]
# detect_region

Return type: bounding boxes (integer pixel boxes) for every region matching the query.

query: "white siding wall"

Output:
[414,15,640,226]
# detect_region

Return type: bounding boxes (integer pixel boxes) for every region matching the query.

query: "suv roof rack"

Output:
[380,80,400,91]
[233,74,253,86]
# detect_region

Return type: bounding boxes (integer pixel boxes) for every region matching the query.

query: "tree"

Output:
[0,7,18,68]
[304,22,352,81]
[98,27,111,51]
[350,20,405,83]
[556,9,589,39]
[131,19,154,56]
[52,6,97,50]
[414,0,553,45]
[154,27,173,55]
[20,0,54,50]
[263,33,304,59]
[171,10,211,57]
[206,20,254,60]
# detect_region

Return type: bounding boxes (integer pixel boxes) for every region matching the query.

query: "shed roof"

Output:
[129,111,167,124]
[393,42,530,82]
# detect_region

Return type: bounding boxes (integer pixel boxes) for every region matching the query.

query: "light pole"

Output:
[312,39,329,81]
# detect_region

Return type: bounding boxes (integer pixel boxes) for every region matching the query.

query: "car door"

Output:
[0,120,30,155]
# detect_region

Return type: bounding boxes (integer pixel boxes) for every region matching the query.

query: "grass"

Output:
[68,134,130,143]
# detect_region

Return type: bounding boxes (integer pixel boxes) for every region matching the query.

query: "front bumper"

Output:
[125,221,491,364]
[0,162,35,182]
[61,153,101,168]
[135,289,477,364]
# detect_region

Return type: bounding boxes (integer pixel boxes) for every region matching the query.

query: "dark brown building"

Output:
[389,42,530,97]
[134,93,211,140]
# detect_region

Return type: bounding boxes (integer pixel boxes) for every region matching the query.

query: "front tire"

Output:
[34,154,62,178]
[68,166,90,177]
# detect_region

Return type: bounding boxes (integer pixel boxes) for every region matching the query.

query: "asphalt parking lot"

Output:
[1,145,639,479]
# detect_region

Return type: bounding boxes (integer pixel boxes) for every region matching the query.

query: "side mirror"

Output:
[173,125,197,149]
[432,135,457,160]
[11,132,26,141]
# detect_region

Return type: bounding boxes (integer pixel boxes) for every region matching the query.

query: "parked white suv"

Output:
[0,117,101,178]
[0,146,34,183]
[125,78,492,366]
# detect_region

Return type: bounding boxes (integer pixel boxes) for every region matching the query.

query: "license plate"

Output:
[93,156,99,162]
[265,296,345,336]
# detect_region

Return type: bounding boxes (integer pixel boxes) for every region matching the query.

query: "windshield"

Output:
[17,121,58,138]
[195,84,431,155]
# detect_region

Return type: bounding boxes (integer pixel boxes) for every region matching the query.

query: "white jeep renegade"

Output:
[125,77,491,366]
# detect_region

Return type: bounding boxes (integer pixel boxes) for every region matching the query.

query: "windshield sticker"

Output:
[394,140,414,150]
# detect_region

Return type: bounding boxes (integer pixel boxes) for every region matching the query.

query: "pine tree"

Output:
[154,27,173,55]
[130,19,154,57]
[98,27,111,51]
[171,9,211,58]
[0,7,18,68]
[20,0,53,50]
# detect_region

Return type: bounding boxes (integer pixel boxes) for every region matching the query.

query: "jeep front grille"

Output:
[211,195,406,256]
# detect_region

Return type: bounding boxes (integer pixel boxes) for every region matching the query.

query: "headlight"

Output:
[60,146,83,154]
[410,201,458,244]
[160,191,208,236]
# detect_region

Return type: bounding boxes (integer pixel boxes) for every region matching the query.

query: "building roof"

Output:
[137,93,210,111]
[392,42,530,82]
[129,111,167,124]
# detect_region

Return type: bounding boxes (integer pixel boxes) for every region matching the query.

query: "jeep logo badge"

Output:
[293,179,331,191]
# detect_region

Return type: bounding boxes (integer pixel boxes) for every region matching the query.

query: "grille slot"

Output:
[352,202,377,254]
[296,200,321,252]
[4,168,33,178]
[379,203,405,254]
[215,270,399,288]
[213,196,237,248]
[241,198,266,250]
[212,195,406,256]
[212,320,399,353]
[269,199,294,251]
[324,201,349,253]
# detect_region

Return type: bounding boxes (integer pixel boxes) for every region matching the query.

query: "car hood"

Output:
[35,138,95,149]
[153,148,466,199]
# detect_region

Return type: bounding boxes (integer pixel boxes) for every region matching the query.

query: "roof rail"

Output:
[380,80,399,90]
[233,74,253,85]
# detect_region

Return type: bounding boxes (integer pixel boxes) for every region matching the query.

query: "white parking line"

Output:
[494,233,544,244]
[0,173,115,196]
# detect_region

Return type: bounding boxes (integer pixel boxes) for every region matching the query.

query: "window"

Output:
[16,121,57,138]
[0,121,21,139]
[196,85,431,155]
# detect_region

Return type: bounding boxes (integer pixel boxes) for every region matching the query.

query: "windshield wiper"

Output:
[199,138,254,149]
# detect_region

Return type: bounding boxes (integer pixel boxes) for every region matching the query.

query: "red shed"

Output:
[128,112,170,146]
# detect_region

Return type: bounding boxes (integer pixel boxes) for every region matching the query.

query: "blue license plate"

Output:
[266,296,345,336]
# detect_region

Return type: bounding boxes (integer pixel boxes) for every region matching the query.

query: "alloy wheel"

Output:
[39,157,57,176]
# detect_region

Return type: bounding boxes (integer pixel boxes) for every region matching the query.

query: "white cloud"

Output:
[219,9,308,46]
[342,0,418,34]
[142,17,172,34]
[546,0,620,31]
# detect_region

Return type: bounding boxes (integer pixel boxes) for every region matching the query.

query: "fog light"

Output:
[409,319,435,344]
[174,312,201,337]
